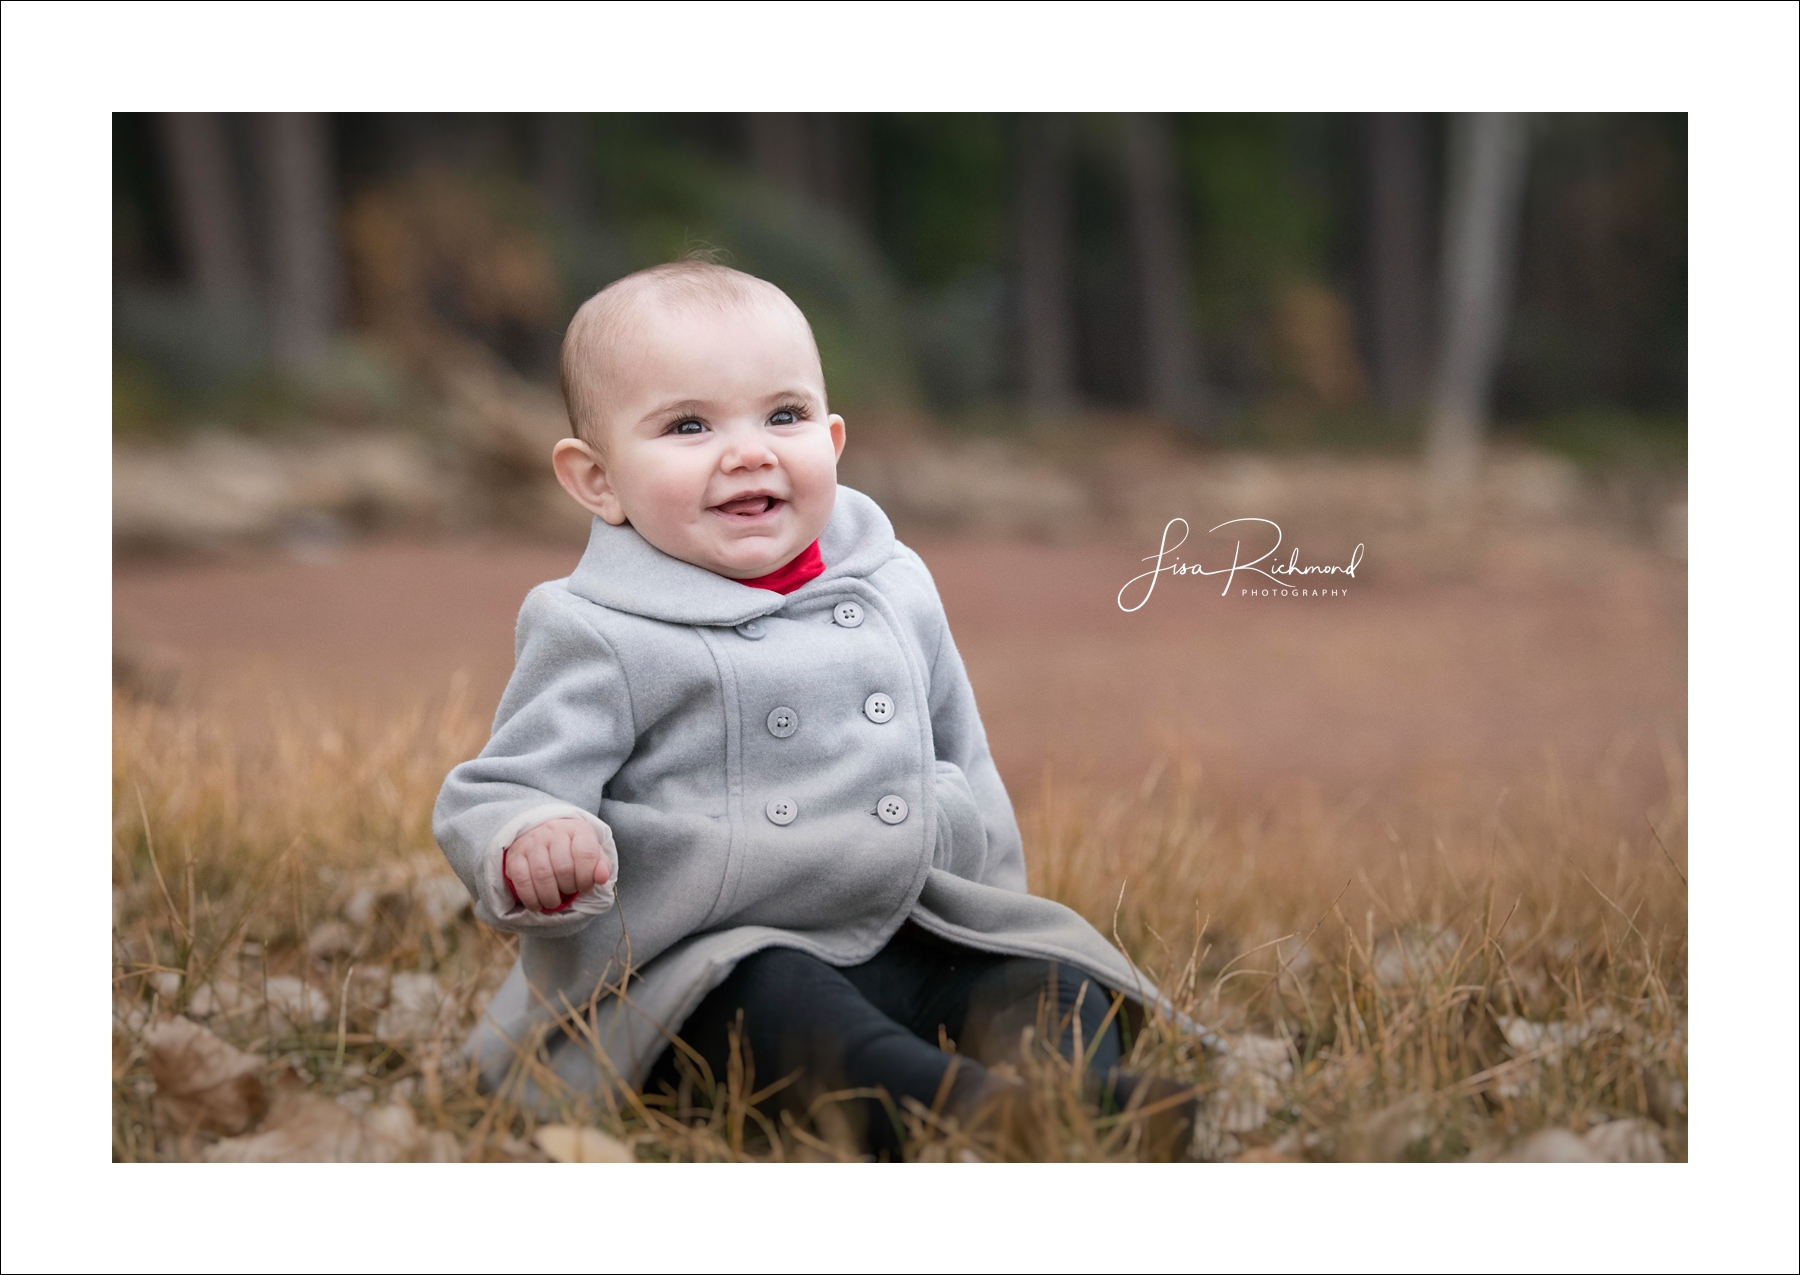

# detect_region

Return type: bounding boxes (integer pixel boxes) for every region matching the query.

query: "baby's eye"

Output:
[668,419,706,436]
[768,408,800,427]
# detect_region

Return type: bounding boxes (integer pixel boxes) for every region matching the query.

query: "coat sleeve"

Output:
[917,575,1029,894]
[433,586,634,936]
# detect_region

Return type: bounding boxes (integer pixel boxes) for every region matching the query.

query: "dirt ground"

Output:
[113,520,1686,809]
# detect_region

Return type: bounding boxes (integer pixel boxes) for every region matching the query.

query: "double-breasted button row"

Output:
[764,794,909,826]
[759,599,892,827]
[761,693,896,737]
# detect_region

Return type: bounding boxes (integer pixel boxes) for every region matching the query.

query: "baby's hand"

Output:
[504,817,611,913]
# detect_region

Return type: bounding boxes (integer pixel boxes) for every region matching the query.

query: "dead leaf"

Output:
[205,1073,424,1162]
[375,971,449,1043]
[1232,1146,1300,1163]
[1583,1118,1666,1163]
[342,885,384,929]
[1206,1033,1294,1133]
[144,1016,267,1135]
[534,1124,632,1163]
[1493,1127,1596,1162]
[185,980,247,1019]
[1335,1095,1430,1162]
[263,975,331,1031]
[306,919,359,958]
[414,875,471,929]
[1371,927,1461,988]
[423,1130,463,1162]
[114,996,150,1035]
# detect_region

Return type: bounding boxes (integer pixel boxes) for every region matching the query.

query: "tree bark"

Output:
[1427,113,1530,489]
[811,113,872,222]
[158,113,251,306]
[1122,113,1204,430]
[1015,113,1076,414]
[252,113,340,373]
[746,113,814,194]
[1365,112,1433,420]
[531,113,591,214]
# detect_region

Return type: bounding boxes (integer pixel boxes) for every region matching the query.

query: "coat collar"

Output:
[564,485,899,626]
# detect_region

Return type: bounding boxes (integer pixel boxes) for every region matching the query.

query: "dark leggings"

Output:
[645,923,1127,1154]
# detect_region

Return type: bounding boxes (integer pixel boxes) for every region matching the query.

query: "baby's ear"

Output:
[828,414,846,461]
[552,437,627,524]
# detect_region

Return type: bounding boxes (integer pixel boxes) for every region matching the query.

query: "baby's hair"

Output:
[559,256,818,448]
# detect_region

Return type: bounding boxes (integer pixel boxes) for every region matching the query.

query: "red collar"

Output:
[732,539,824,594]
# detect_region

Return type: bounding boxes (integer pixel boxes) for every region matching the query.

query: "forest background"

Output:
[112,112,1685,478]
[107,110,1693,1169]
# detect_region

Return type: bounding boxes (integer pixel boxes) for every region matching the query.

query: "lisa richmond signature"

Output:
[1117,518,1366,612]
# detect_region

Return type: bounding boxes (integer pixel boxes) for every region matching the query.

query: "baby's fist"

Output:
[504,817,611,913]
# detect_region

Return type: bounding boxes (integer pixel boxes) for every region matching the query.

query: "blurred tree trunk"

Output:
[1365,112,1433,421]
[747,113,813,194]
[252,113,340,373]
[1122,113,1205,431]
[1427,113,1530,488]
[1016,113,1075,414]
[158,113,251,306]
[531,113,591,215]
[747,114,870,221]
[811,113,873,223]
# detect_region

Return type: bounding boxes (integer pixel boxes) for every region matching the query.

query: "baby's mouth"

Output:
[711,494,783,518]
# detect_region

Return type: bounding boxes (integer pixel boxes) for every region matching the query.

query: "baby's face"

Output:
[578,301,845,579]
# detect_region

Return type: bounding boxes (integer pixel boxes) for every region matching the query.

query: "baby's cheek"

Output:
[784,439,839,507]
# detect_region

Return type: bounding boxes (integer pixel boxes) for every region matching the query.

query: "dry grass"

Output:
[112,680,1686,1162]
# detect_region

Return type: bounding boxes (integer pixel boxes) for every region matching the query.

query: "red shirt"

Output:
[505,540,827,911]
[732,538,825,594]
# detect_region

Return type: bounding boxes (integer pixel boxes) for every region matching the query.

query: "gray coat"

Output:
[434,486,1167,1098]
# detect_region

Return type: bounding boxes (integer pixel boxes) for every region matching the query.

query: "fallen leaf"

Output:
[114,996,150,1035]
[342,885,383,929]
[1494,1127,1595,1162]
[414,874,472,929]
[351,964,392,1010]
[1335,1095,1430,1162]
[186,980,248,1019]
[144,1016,268,1135]
[1583,1118,1666,1163]
[375,971,449,1043]
[423,1130,463,1162]
[263,976,331,1031]
[1372,927,1461,988]
[1232,1146,1299,1163]
[205,1074,424,1162]
[1207,1033,1294,1133]
[533,1124,632,1163]
[306,919,359,958]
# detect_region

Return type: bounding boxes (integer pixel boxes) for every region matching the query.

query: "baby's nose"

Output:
[721,438,777,469]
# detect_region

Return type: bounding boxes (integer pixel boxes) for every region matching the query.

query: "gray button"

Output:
[766,706,799,738]
[833,601,864,628]
[876,794,908,825]
[735,619,767,640]
[863,692,894,724]
[765,797,798,826]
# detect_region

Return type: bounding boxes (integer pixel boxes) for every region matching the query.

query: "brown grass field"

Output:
[110,681,1686,1163]
[111,451,1687,1162]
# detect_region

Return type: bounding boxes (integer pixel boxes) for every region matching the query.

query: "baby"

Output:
[434,259,1196,1157]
